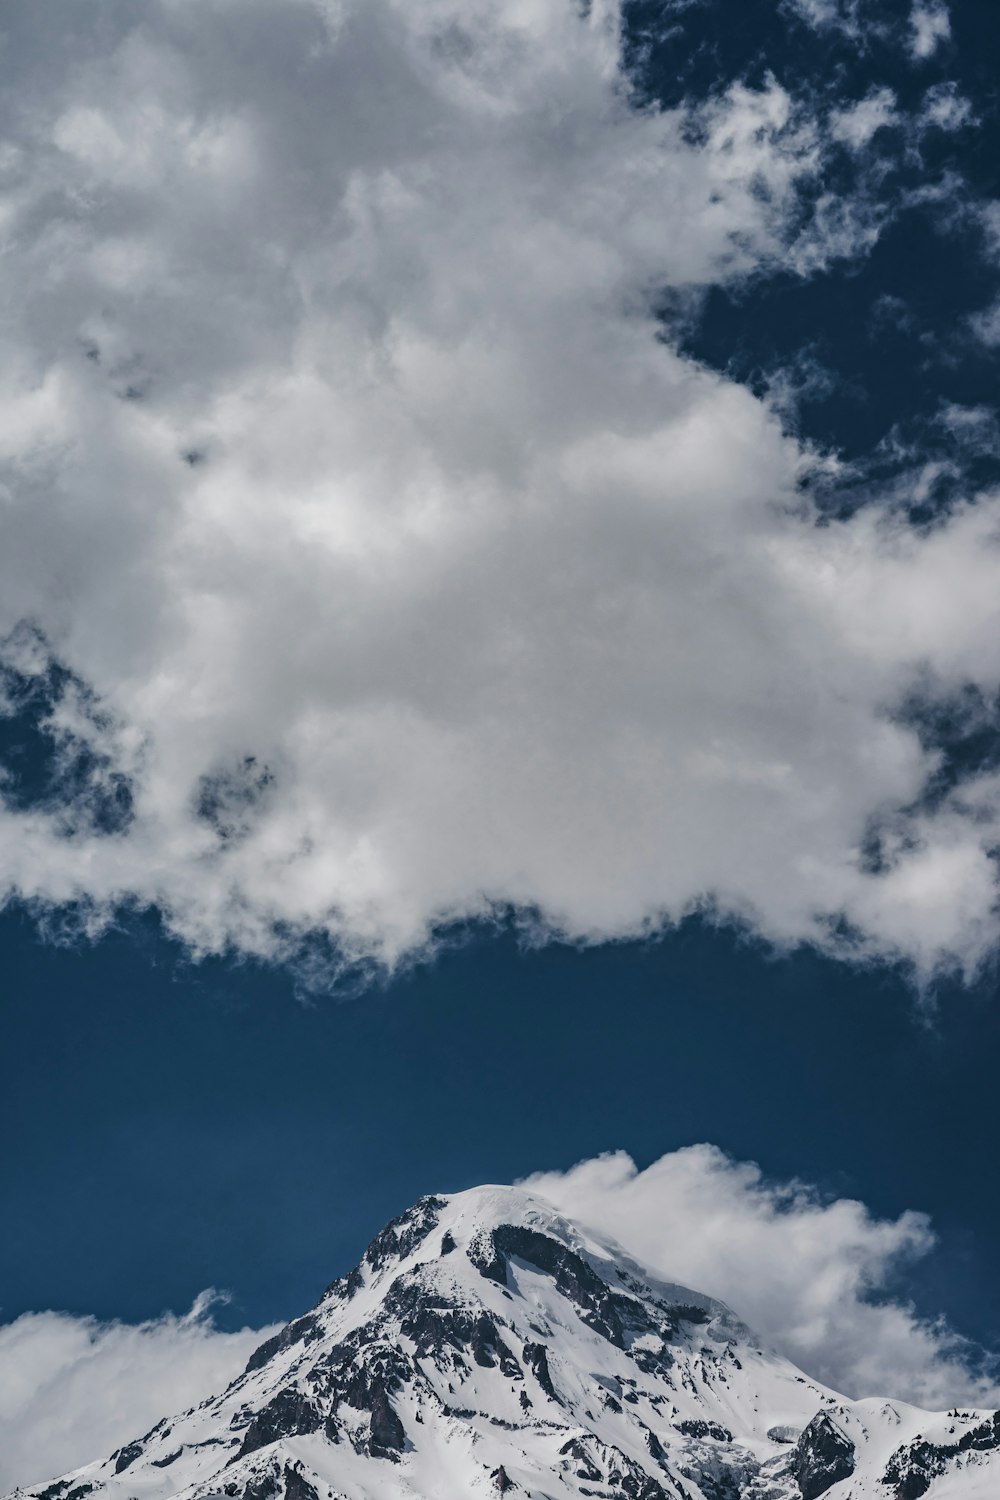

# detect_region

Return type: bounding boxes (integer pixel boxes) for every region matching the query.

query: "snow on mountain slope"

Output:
[9,1186,999,1500]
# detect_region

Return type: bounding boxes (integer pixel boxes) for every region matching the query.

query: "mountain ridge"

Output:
[10,1186,999,1500]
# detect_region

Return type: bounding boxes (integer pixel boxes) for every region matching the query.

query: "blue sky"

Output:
[3,905,1000,1351]
[2,0,1000,1483]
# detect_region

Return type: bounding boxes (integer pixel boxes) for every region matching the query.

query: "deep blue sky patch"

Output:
[2,907,999,1358]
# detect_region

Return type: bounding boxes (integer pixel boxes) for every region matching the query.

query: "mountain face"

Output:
[12,1187,999,1500]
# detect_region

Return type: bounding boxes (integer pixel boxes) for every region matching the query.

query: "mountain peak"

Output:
[9,1188,999,1500]
[321,1185,735,1332]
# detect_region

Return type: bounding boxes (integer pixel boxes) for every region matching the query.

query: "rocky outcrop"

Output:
[236,1389,323,1460]
[468,1223,634,1347]
[881,1409,1000,1499]
[677,1419,732,1443]
[244,1314,323,1375]
[794,1412,855,1499]
[364,1196,446,1273]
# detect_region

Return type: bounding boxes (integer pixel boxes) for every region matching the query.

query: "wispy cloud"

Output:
[785,0,863,38]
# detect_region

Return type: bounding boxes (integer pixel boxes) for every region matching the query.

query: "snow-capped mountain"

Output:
[12,1187,999,1500]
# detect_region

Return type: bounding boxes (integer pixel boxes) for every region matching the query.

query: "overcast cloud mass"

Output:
[1,0,999,980]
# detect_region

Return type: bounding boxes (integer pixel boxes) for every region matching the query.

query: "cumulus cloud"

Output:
[919,81,974,132]
[526,1146,1000,1408]
[0,1293,276,1489]
[909,1,951,60]
[830,87,899,149]
[0,0,998,979]
[829,81,970,157]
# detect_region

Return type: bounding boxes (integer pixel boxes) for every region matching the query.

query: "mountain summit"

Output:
[13,1186,999,1500]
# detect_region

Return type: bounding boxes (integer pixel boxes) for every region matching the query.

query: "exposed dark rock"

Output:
[470,1312,520,1376]
[677,1420,732,1443]
[794,1413,855,1500]
[522,1341,559,1401]
[244,1315,323,1375]
[619,1468,672,1500]
[646,1428,666,1463]
[244,1332,285,1374]
[151,1449,183,1468]
[681,1463,742,1500]
[613,1296,664,1344]
[363,1196,446,1273]
[242,1469,281,1500]
[236,1388,323,1459]
[309,1347,408,1460]
[441,1231,457,1255]
[472,1314,499,1367]
[883,1466,933,1500]
[492,1465,514,1492]
[881,1410,1000,1499]
[283,1464,321,1500]
[467,1228,508,1283]
[113,1438,144,1474]
[396,1299,479,1359]
[469,1226,630,1347]
[367,1382,406,1457]
[322,1266,364,1302]
[139,1417,169,1444]
[960,1411,1000,1452]
[559,1438,603,1482]
[384,1282,520,1381]
[604,1441,675,1500]
[317,1200,447,1307]
[666,1305,711,1327]
[633,1345,674,1378]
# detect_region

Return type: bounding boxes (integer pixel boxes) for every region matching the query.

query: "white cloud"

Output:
[967,203,1000,342]
[971,300,1000,347]
[829,81,971,159]
[785,0,862,36]
[919,81,974,131]
[0,1294,276,1490]
[909,1,951,60]
[788,2,952,62]
[830,88,898,150]
[525,1147,1000,1408]
[0,0,997,980]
